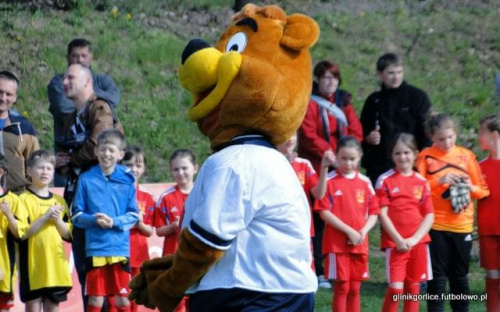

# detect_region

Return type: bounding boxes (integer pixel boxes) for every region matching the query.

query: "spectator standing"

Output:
[120,146,155,312]
[298,61,363,286]
[477,114,500,312]
[71,129,139,312]
[0,71,40,194]
[360,53,432,185]
[154,149,199,312]
[314,137,379,312]
[416,112,489,312]
[48,38,120,187]
[0,154,28,312]
[18,150,72,312]
[376,133,434,312]
[298,60,363,173]
[277,132,334,288]
[56,63,123,311]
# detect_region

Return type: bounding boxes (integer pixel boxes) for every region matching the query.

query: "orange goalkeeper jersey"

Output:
[416,145,489,233]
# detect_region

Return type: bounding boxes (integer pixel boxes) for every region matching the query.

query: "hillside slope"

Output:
[0,0,498,181]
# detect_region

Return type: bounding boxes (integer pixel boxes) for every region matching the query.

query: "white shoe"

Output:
[318,275,332,289]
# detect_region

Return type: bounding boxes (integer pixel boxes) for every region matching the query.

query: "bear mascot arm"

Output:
[129,4,319,311]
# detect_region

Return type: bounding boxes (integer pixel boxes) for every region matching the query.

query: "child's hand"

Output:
[395,238,410,252]
[49,206,63,221]
[0,201,12,218]
[365,128,381,145]
[404,237,419,249]
[95,213,114,228]
[172,216,181,232]
[439,173,463,186]
[347,229,363,245]
[321,150,336,169]
[459,175,475,191]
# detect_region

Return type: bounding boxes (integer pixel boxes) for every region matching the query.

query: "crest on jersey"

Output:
[413,185,423,200]
[356,189,365,204]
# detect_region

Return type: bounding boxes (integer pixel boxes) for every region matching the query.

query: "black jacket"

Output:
[360,81,432,180]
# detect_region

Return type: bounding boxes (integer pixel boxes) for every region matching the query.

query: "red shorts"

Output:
[385,243,432,283]
[85,263,131,297]
[324,253,368,281]
[0,292,14,309]
[479,235,500,270]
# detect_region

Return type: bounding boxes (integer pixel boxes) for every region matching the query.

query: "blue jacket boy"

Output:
[72,164,139,258]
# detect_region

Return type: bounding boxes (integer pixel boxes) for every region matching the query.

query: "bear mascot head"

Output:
[130,4,320,312]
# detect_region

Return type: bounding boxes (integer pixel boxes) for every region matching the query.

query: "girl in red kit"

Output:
[314,136,379,312]
[120,146,155,312]
[376,133,434,312]
[478,114,500,312]
[154,149,198,312]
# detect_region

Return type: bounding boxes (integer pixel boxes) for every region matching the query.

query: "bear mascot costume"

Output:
[129,4,320,311]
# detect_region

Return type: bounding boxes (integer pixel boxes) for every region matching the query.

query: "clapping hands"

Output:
[95,213,114,228]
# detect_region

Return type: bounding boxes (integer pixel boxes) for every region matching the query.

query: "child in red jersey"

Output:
[277,132,335,288]
[314,136,379,312]
[376,133,434,312]
[478,114,500,312]
[120,146,155,312]
[154,149,198,312]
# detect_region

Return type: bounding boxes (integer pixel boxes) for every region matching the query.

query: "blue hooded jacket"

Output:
[72,164,139,257]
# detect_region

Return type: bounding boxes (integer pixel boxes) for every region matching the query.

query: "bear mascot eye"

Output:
[225,32,247,53]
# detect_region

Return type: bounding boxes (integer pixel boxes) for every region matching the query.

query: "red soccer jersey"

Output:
[314,170,379,254]
[375,170,434,249]
[478,157,500,235]
[129,185,156,268]
[154,185,188,256]
[291,157,319,237]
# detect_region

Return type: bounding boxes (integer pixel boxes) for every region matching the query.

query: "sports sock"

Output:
[346,280,361,312]
[106,296,118,312]
[403,283,420,312]
[117,305,130,312]
[333,280,349,312]
[130,300,137,312]
[382,287,403,312]
[87,305,102,312]
[486,277,499,312]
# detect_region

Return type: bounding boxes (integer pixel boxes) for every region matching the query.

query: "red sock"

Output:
[87,305,102,312]
[106,296,118,312]
[403,283,420,312]
[486,278,499,312]
[117,305,130,312]
[346,280,361,312]
[130,300,137,312]
[382,287,403,312]
[333,281,349,312]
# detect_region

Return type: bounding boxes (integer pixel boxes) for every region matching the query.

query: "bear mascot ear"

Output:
[281,14,320,50]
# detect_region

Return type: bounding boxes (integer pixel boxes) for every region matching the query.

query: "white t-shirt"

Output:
[182,141,318,294]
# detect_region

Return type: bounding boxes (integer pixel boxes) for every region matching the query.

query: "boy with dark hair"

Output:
[360,52,432,185]
[72,129,139,312]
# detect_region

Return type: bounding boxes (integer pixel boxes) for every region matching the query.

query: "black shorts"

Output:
[21,286,71,303]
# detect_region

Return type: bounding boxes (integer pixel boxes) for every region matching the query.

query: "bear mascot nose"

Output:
[181,38,211,64]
